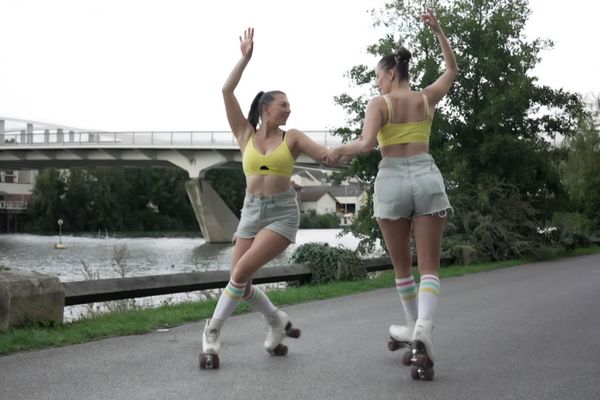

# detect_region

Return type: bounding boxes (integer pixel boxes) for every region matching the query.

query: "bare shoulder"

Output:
[284,128,304,142]
[369,95,387,107]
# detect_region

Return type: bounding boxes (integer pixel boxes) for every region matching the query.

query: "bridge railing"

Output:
[0,130,344,148]
[0,201,28,210]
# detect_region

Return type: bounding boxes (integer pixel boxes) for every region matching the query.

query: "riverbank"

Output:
[2,245,599,356]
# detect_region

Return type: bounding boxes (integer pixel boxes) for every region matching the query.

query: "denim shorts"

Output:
[373,154,451,220]
[234,188,300,243]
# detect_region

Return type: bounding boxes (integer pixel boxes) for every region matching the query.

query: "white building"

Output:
[296,183,367,223]
[297,189,338,215]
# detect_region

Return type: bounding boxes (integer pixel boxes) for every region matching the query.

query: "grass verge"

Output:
[1,246,599,355]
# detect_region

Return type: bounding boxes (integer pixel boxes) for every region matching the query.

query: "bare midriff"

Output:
[245,175,292,195]
[380,142,429,158]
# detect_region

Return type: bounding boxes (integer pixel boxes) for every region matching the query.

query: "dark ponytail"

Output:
[378,46,412,82]
[246,90,286,131]
[248,91,264,131]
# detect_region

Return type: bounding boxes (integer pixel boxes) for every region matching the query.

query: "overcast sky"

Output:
[0,0,598,132]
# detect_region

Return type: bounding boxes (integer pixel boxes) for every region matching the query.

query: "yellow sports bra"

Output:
[376,93,432,148]
[242,132,295,177]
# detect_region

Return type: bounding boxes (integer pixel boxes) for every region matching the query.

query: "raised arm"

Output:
[421,10,458,106]
[222,28,255,141]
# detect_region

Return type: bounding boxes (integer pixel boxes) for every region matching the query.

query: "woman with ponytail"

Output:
[326,10,458,380]
[199,27,330,369]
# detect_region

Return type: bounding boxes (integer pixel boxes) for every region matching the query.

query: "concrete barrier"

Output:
[0,271,65,332]
[1,255,456,330]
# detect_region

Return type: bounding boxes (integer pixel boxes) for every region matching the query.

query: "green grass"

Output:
[1,245,599,356]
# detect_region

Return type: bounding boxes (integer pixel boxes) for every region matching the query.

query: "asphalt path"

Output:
[1,254,599,400]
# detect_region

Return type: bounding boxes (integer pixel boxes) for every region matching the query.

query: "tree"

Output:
[559,96,600,232]
[26,169,66,232]
[333,0,583,258]
[26,167,200,233]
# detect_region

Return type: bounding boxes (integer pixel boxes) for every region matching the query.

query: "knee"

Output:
[231,265,252,284]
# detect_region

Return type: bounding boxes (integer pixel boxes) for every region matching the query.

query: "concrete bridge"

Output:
[0,117,342,242]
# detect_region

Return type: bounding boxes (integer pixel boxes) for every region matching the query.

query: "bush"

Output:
[560,231,591,250]
[290,242,365,283]
[446,183,547,261]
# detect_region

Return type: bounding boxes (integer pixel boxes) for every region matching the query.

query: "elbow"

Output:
[448,65,459,79]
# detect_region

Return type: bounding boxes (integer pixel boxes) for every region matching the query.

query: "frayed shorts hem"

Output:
[374,206,452,221]
[234,226,296,244]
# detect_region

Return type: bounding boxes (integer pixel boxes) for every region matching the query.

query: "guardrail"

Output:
[61,256,462,306]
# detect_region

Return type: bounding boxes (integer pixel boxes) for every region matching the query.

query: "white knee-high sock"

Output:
[211,279,247,321]
[395,275,418,321]
[418,274,440,321]
[243,285,278,317]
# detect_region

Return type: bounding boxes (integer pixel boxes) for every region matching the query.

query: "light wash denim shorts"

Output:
[234,188,300,243]
[373,154,451,220]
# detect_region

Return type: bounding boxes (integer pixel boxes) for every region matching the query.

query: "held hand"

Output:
[325,147,344,167]
[420,9,442,34]
[239,27,254,59]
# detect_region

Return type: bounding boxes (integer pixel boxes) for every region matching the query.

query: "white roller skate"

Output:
[388,317,416,366]
[264,309,301,356]
[410,319,435,381]
[199,318,223,369]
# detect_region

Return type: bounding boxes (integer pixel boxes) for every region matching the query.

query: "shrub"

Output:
[446,183,547,261]
[560,231,591,250]
[290,242,365,283]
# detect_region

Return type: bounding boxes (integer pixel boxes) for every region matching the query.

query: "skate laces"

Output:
[205,328,220,341]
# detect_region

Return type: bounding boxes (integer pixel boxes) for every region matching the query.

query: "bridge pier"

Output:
[167,151,239,243]
[0,120,4,143]
[185,178,238,243]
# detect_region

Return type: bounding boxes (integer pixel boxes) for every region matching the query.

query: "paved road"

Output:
[1,254,599,400]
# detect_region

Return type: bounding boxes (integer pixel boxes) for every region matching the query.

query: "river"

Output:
[0,230,382,320]
[0,229,379,281]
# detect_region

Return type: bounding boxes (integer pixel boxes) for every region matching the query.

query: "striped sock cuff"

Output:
[419,274,440,296]
[396,276,417,300]
[224,279,247,301]
[243,285,267,307]
[242,286,257,302]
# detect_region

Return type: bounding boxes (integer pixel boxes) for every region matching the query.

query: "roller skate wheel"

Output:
[199,353,220,369]
[410,365,421,380]
[286,328,301,339]
[388,339,401,351]
[423,367,434,381]
[269,344,289,356]
[402,351,412,366]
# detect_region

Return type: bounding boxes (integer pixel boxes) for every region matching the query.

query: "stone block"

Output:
[0,271,64,332]
[455,245,478,265]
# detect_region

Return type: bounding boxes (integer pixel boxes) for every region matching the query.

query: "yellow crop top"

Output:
[376,93,432,148]
[242,132,295,177]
